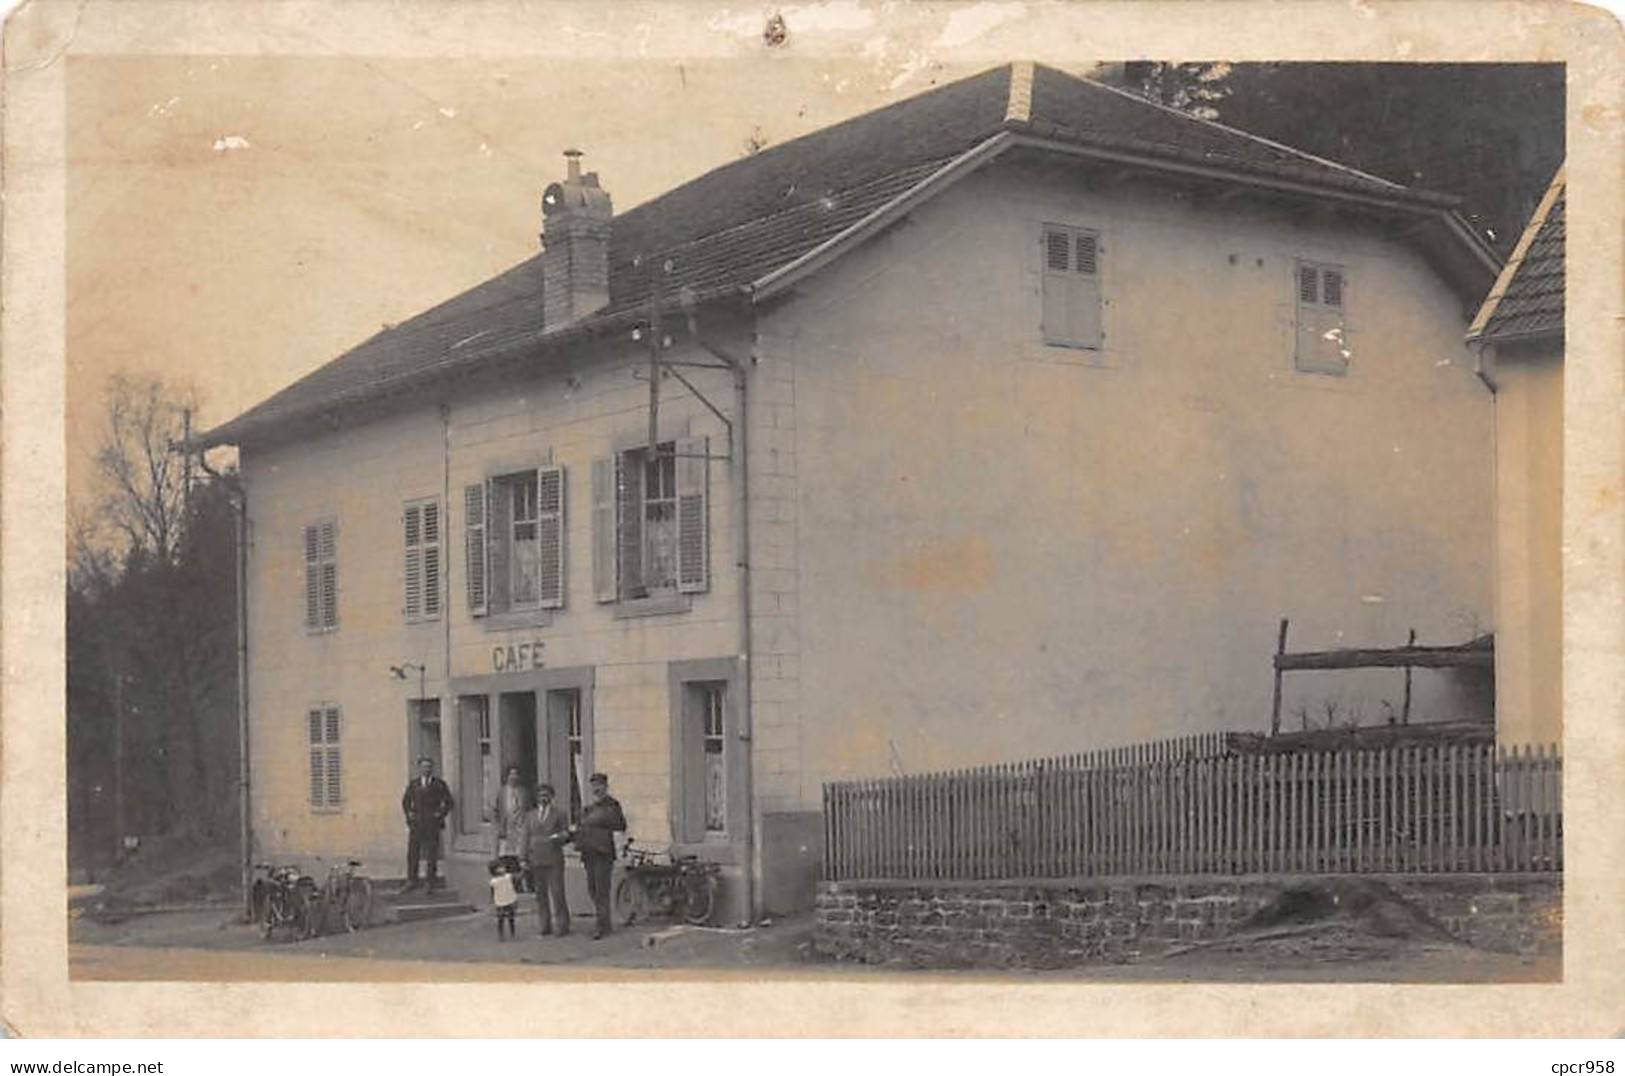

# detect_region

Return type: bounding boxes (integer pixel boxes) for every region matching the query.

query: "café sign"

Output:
[492,639,545,673]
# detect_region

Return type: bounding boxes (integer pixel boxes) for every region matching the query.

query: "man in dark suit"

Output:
[521,782,572,936]
[401,756,454,891]
[571,772,627,939]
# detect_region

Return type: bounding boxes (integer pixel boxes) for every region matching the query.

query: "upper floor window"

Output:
[1295,261,1350,375]
[464,467,566,617]
[593,438,709,604]
[403,498,442,622]
[1041,223,1102,349]
[303,519,338,632]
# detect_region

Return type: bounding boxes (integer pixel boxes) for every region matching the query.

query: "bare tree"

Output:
[93,372,197,565]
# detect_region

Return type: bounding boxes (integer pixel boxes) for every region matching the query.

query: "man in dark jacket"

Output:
[521,782,572,936]
[572,772,626,939]
[401,756,454,891]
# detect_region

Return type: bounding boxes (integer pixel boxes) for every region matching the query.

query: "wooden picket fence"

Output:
[822,739,1562,881]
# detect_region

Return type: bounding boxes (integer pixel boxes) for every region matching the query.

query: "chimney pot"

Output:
[564,148,583,181]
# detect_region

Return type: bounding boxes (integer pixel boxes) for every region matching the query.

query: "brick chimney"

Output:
[541,149,612,330]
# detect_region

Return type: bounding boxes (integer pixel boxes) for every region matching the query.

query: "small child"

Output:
[488,858,518,940]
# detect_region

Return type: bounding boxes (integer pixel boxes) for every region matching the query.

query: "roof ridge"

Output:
[1005,60,1034,123]
[1042,63,1409,193]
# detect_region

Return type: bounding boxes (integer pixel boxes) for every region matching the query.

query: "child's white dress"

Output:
[490,873,517,908]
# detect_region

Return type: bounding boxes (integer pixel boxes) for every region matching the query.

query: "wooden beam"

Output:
[1276,644,1493,672]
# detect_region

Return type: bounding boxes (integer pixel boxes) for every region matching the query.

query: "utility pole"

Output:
[181,407,194,521]
[646,255,665,455]
[110,655,126,862]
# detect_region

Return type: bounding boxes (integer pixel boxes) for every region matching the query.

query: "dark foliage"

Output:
[68,459,239,871]
[1124,62,1565,255]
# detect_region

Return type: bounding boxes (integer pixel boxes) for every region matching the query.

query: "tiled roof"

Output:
[1468,168,1564,344]
[201,62,1464,447]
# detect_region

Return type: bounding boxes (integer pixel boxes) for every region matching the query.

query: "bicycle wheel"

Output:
[294,889,320,940]
[681,872,716,926]
[260,889,285,941]
[612,875,643,926]
[342,877,374,932]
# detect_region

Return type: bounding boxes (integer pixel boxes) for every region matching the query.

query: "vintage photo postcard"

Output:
[3,0,1621,1038]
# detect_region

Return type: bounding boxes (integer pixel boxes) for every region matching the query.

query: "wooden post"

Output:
[1270,618,1290,735]
[1401,628,1417,725]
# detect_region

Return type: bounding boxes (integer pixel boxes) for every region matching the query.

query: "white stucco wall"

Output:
[1490,344,1564,747]
[767,160,1495,803]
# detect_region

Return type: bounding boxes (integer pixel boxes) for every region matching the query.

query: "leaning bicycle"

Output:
[315,859,374,934]
[253,863,320,942]
[612,840,722,927]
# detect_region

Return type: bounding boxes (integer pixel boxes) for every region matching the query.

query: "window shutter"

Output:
[404,504,424,620]
[675,436,709,593]
[1041,227,1069,343]
[591,457,618,603]
[307,707,324,806]
[463,483,488,616]
[537,465,566,609]
[487,477,512,615]
[303,525,320,629]
[422,501,441,618]
[324,706,342,807]
[1070,231,1102,348]
[318,522,337,629]
[615,451,644,598]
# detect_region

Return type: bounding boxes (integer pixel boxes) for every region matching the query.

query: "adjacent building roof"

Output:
[200,62,1491,448]
[1466,166,1565,345]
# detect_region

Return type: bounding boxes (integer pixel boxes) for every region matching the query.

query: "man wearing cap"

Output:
[522,782,572,936]
[572,772,627,939]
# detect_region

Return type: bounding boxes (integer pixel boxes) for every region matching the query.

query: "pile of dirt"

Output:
[85,834,240,916]
[1168,878,1463,966]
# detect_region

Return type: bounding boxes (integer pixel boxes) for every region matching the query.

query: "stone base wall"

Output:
[813,874,1560,969]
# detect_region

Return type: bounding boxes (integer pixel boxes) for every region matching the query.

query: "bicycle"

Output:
[316,859,374,934]
[612,839,722,927]
[253,863,319,942]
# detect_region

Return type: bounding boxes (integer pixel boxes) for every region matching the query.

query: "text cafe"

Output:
[443,639,598,851]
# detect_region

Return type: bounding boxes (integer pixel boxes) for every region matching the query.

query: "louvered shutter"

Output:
[422,501,441,618]
[404,504,424,620]
[1041,227,1070,344]
[464,483,488,616]
[675,435,709,593]
[303,525,321,629]
[324,706,342,807]
[1070,231,1102,348]
[537,465,566,609]
[487,477,512,614]
[308,707,324,805]
[615,451,644,598]
[592,458,617,602]
[318,522,338,629]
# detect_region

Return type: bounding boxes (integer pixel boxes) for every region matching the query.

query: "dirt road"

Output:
[70,906,1557,982]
